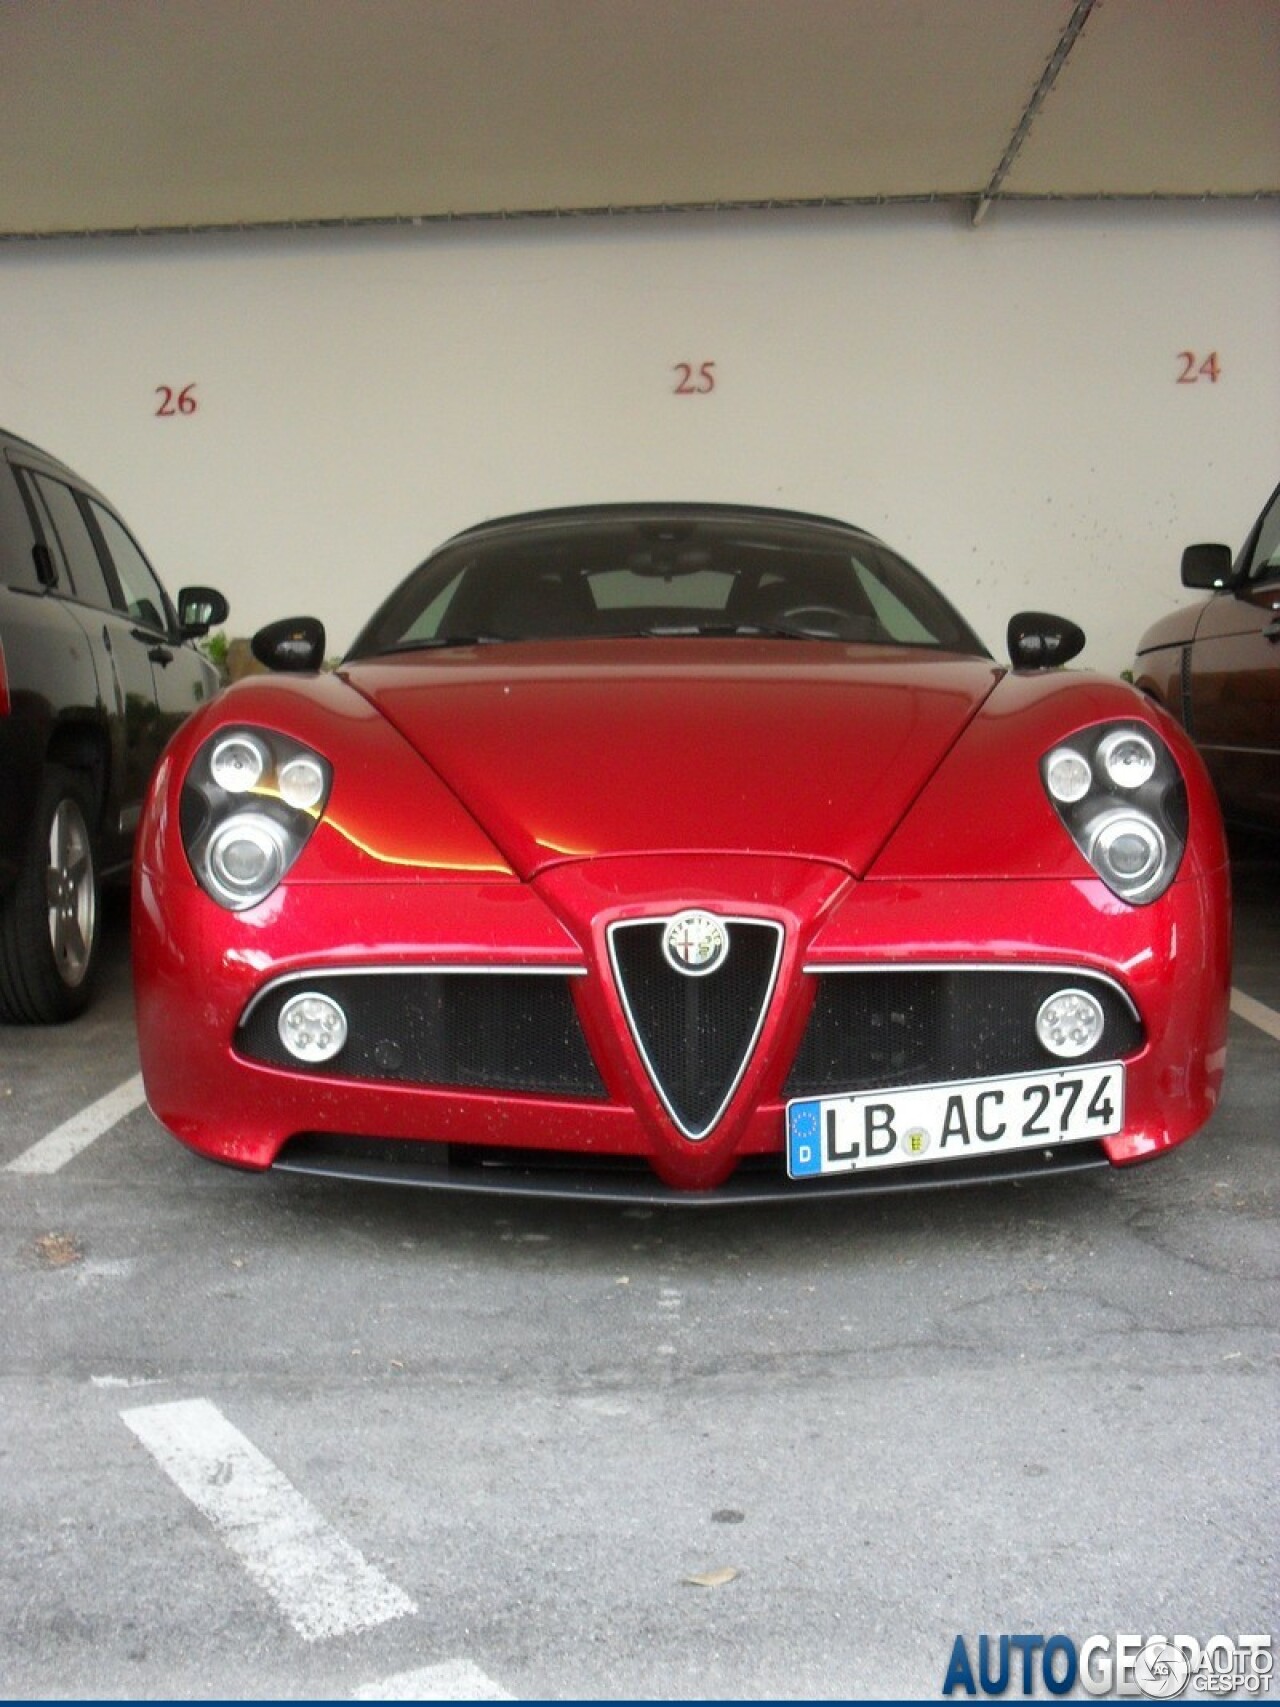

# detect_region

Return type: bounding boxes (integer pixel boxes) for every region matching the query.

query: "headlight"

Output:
[1044,746,1093,804]
[180,726,332,910]
[1087,811,1165,892]
[205,814,291,906]
[1096,729,1157,790]
[209,733,268,793]
[1040,721,1186,904]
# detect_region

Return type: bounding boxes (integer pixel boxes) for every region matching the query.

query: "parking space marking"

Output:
[6,1072,146,1175]
[1231,987,1280,1044]
[354,1661,515,1700]
[120,1398,416,1642]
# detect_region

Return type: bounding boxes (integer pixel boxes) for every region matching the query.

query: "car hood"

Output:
[341,639,1003,879]
[1134,604,1204,653]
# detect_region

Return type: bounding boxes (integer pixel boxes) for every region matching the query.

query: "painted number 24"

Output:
[1176,352,1220,384]
[673,361,716,395]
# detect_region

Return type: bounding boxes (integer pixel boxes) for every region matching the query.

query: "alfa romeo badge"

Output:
[662,910,730,977]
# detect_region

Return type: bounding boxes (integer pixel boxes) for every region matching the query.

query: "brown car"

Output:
[1133,482,1280,833]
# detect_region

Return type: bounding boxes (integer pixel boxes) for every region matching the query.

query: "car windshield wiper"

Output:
[365,623,864,655]
[369,634,512,655]
[632,622,833,640]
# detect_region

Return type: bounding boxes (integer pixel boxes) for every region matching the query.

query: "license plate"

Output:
[786,1062,1125,1179]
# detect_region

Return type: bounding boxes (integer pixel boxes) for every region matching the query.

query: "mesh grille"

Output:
[235,971,606,1097]
[786,969,1143,1096]
[610,920,781,1137]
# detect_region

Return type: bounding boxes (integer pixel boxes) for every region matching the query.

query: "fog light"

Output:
[1045,746,1092,804]
[1037,989,1105,1059]
[1097,730,1157,790]
[205,814,289,907]
[278,991,348,1063]
[209,734,268,793]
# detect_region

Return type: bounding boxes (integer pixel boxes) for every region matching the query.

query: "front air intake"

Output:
[235,969,606,1097]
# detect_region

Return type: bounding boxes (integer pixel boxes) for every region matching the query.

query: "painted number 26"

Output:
[673,361,716,395]
[155,384,199,416]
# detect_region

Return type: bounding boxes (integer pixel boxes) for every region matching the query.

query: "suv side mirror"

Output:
[178,585,230,637]
[1007,611,1086,671]
[1180,543,1234,590]
[251,616,327,673]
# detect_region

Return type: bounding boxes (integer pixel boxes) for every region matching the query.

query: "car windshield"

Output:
[347,511,988,659]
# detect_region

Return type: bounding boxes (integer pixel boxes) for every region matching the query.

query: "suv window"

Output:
[0,460,41,590]
[25,472,115,611]
[1247,489,1280,581]
[89,499,172,632]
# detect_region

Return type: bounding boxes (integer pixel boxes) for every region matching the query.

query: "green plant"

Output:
[199,629,230,681]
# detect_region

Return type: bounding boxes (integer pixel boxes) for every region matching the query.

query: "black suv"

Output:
[0,428,227,1022]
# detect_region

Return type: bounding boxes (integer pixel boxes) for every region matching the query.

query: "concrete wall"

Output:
[2,202,1277,671]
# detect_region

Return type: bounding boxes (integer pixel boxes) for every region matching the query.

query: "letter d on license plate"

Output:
[786,1062,1125,1179]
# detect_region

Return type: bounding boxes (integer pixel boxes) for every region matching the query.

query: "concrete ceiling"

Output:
[2,0,1278,239]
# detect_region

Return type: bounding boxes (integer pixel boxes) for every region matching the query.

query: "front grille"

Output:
[786,969,1144,1096]
[609,919,782,1138]
[235,971,606,1097]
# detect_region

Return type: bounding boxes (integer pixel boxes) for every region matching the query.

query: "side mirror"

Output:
[1007,611,1086,671]
[251,616,327,673]
[178,585,230,637]
[1180,543,1234,590]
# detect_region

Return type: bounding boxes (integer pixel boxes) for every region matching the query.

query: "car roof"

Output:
[0,426,110,504]
[447,502,888,548]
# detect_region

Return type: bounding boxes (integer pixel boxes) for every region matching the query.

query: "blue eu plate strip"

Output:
[787,1100,822,1177]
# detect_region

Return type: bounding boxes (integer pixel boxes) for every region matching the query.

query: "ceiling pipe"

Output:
[973,0,1099,227]
[6,188,1278,246]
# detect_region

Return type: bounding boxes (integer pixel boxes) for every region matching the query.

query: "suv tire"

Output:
[0,765,101,1023]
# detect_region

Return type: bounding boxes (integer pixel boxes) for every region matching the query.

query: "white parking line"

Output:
[354,1661,515,1700]
[6,1072,145,1174]
[121,1398,416,1642]
[1231,987,1280,1044]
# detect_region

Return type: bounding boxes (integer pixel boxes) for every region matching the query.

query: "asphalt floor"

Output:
[1,848,1276,1700]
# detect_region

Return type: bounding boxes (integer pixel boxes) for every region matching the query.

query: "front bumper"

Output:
[133,856,1231,1197]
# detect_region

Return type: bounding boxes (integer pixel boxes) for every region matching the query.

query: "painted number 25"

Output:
[673,361,716,395]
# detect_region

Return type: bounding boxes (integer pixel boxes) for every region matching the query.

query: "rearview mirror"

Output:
[178,585,230,637]
[251,616,327,673]
[1180,543,1233,590]
[1007,611,1086,671]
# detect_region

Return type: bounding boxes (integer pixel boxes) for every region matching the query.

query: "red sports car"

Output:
[133,505,1231,1202]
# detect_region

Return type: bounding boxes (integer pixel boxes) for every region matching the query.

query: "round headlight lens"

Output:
[278,756,326,811]
[205,814,290,907]
[278,991,348,1063]
[1088,811,1165,894]
[1045,747,1092,804]
[1097,730,1157,791]
[209,734,268,794]
[1036,988,1106,1059]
